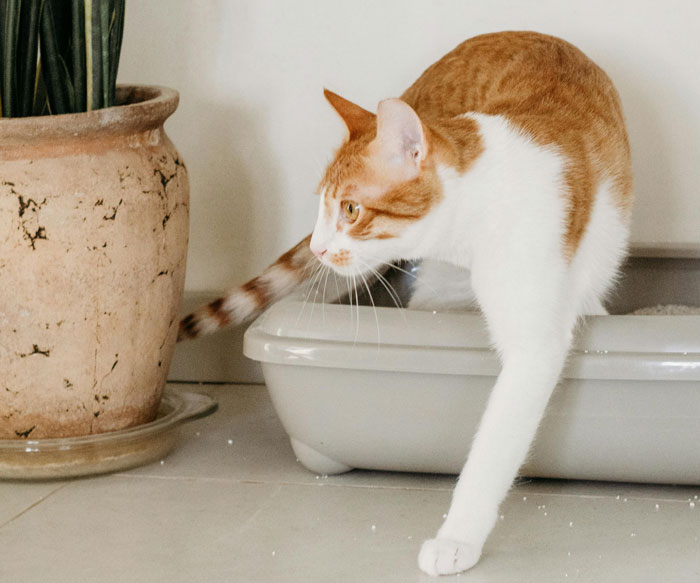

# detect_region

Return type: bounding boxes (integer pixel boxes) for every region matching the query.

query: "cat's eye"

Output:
[341,200,360,222]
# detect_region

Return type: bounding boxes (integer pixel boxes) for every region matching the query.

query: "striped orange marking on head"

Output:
[319,107,482,241]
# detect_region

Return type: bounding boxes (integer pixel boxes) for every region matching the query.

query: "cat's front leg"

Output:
[418,342,570,576]
[418,256,576,576]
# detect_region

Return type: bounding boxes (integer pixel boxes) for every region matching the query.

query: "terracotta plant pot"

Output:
[0,86,189,439]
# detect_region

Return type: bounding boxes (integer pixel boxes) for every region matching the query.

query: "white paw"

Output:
[418,537,482,576]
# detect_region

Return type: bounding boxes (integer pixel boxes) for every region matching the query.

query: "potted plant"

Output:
[0,0,189,439]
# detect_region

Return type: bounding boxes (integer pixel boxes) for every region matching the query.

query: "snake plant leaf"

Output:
[0,0,6,117]
[17,0,41,117]
[70,0,86,111]
[0,0,7,116]
[39,0,73,114]
[1,0,19,117]
[86,0,103,110]
[99,0,110,107]
[32,58,50,116]
[108,0,124,106]
[0,0,6,79]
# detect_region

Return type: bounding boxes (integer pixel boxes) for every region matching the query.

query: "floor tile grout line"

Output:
[112,472,457,492]
[0,483,71,530]
[109,473,700,502]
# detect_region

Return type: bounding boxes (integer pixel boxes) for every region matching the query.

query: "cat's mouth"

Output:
[327,249,352,268]
[318,250,379,278]
[322,257,360,277]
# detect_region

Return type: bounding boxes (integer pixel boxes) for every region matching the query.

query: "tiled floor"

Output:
[1,383,699,583]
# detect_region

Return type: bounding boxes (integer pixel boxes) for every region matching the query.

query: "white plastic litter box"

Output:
[243,249,700,484]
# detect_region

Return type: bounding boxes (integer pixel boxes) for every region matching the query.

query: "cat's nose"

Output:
[309,230,329,257]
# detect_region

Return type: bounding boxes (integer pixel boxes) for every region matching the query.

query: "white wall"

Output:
[120,0,700,293]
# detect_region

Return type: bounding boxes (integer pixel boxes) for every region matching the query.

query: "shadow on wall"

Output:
[183,97,286,291]
[617,73,678,239]
[596,44,699,244]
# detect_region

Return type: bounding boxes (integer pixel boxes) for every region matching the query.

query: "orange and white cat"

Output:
[180,31,632,576]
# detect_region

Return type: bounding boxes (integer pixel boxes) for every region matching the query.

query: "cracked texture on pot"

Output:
[0,86,189,439]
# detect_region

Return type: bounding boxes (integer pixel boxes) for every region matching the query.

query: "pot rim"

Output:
[0,85,179,143]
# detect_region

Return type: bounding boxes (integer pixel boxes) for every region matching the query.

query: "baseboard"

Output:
[168,291,264,384]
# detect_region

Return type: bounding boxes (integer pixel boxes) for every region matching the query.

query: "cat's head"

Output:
[310,90,443,276]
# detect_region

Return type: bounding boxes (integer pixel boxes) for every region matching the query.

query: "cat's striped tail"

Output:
[177,235,314,341]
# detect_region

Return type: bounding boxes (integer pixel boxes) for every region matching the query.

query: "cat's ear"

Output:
[324,89,375,140]
[372,98,427,179]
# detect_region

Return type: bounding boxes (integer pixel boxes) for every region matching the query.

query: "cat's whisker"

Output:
[295,262,317,326]
[364,255,441,299]
[352,271,360,345]
[373,268,405,309]
[296,261,324,326]
[358,262,381,347]
[302,255,318,273]
[344,270,354,330]
[299,257,321,297]
[320,265,331,324]
[306,263,328,328]
[333,270,342,309]
[301,259,321,293]
[364,263,407,322]
[299,258,320,298]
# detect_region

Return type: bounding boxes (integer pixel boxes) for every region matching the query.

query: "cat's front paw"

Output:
[418,537,482,576]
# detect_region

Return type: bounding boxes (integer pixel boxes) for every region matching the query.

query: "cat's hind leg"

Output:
[567,179,631,319]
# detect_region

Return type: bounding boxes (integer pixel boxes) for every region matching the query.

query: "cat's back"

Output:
[402,31,621,125]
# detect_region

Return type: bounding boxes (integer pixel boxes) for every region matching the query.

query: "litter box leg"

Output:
[290,438,353,475]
